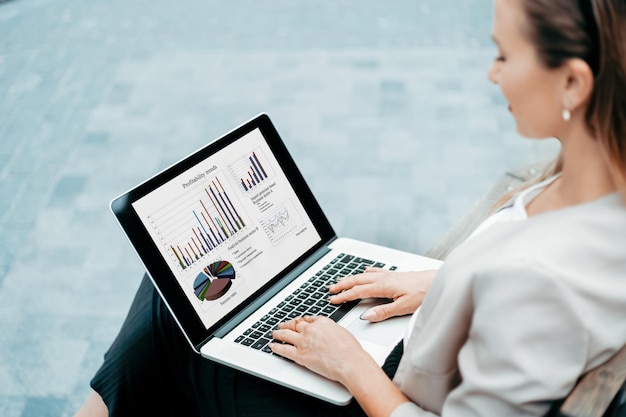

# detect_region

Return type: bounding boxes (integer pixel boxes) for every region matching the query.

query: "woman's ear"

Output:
[562,58,594,110]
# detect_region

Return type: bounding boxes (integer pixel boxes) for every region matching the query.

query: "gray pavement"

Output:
[0,0,560,416]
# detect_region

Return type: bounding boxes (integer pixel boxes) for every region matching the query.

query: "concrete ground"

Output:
[0,0,559,415]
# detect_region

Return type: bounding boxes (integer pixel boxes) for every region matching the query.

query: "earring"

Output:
[562,108,571,121]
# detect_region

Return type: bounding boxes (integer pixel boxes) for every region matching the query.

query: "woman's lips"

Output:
[508,105,512,112]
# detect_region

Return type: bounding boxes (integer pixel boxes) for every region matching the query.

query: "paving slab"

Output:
[0,1,561,415]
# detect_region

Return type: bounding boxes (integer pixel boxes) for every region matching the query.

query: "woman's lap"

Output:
[91,274,400,417]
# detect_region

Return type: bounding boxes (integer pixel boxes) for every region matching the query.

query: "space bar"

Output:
[329,299,360,322]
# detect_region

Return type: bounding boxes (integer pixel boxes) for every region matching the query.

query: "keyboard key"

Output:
[236,252,390,354]
[355,257,374,265]
[341,255,355,263]
[241,338,255,346]
[322,306,337,314]
[252,338,271,350]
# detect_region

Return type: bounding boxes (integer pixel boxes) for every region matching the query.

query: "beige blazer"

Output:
[391,193,626,417]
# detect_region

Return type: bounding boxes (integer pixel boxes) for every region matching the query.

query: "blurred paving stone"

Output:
[0,396,25,417]
[0,1,562,416]
[47,175,87,207]
[20,396,66,417]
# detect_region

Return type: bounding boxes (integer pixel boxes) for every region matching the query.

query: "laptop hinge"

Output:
[211,244,333,339]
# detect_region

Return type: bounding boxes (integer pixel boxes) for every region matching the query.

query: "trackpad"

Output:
[347,313,408,346]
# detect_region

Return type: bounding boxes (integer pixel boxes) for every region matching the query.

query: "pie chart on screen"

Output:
[193,260,236,301]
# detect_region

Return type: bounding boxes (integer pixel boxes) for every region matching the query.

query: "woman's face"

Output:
[488,0,565,139]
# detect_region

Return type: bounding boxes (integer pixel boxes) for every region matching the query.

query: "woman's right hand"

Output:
[328,268,438,322]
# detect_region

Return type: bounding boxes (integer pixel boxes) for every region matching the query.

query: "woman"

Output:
[76,0,626,416]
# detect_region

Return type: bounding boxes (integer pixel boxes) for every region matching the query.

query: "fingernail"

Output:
[360,310,377,321]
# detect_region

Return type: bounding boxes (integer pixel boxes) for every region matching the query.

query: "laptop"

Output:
[110,113,442,405]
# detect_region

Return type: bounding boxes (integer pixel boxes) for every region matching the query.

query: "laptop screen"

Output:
[131,126,322,330]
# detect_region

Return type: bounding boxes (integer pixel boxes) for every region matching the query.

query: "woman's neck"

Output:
[526,126,616,216]
[558,128,616,203]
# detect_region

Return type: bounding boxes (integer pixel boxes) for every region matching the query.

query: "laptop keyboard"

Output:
[234,252,397,354]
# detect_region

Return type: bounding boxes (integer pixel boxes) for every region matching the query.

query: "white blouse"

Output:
[391,180,626,417]
[404,174,561,349]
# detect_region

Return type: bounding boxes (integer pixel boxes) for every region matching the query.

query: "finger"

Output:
[299,315,319,324]
[329,267,394,293]
[272,328,300,345]
[269,342,298,359]
[328,272,378,294]
[360,300,409,322]
[278,318,302,331]
[364,267,387,273]
[329,280,389,304]
[360,306,384,322]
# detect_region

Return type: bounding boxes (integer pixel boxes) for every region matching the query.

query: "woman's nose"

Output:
[487,62,500,84]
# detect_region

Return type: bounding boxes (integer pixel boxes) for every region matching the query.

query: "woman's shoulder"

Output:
[457,191,626,267]
[440,193,626,328]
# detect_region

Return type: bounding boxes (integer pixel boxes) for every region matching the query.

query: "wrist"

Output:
[337,349,379,388]
[340,352,409,417]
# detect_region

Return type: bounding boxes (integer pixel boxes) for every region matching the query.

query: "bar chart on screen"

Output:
[145,171,249,271]
[228,148,273,193]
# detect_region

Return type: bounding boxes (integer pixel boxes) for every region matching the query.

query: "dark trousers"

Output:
[91,274,403,417]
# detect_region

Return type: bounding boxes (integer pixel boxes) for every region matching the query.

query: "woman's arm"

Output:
[439,261,589,416]
[328,268,438,322]
[341,353,412,417]
[270,268,439,416]
[271,316,413,417]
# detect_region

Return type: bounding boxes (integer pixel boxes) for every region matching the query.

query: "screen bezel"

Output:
[110,113,336,349]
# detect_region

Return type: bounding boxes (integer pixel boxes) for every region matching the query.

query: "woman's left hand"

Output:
[270,316,372,385]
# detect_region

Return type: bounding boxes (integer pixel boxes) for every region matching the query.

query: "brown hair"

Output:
[494,0,626,208]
